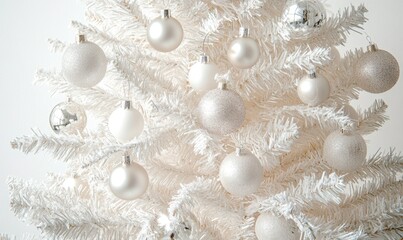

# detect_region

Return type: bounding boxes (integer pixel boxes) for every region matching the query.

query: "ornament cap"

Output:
[122,100,132,110]
[161,9,171,19]
[235,147,242,156]
[218,82,228,90]
[199,54,209,64]
[122,154,131,166]
[308,70,317,79]
[76,34,86,43]
[367,43,378,52]
[239,27,250,38]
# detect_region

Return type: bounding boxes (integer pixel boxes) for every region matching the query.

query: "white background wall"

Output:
[0,0,402,237]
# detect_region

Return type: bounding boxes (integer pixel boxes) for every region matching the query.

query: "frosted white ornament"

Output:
[49,98,87,135]
[323,130,367,172]
[108,100,144,143]
[228,27,260,69]
[188,54,219,92]
[297,71,330,106]
[62,35,107,88]
[147,9,183,52]
[198,83,245,135]
[109,155,149,200]
[255,213,299,240]
[355,43,400,93]
[219,148,263,196]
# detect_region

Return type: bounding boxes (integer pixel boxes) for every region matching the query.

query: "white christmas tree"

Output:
[5,0,403,239]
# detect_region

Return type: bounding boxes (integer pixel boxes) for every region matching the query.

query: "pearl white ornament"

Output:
[49,99,87,135]
[323,130,367,172]
[62,35,107,88]
[147,9,183,52]
[228,27,260,69]
[109,155,149,200]
[297,72,330,106]
[188,54,219,92]
[219,148,263,196]
[255,213,299,240]
[108,101,144,143]
[198,83,245,135]
[355,44,400,93]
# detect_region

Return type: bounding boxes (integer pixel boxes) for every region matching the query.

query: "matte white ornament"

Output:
[109,155,149,200]
[355,43,400,93]
[108,101,144,143]
[219,148,263,196]
[228,27,260,69]
[255,213,299,240]
[297,72,330,106]
[198,83,245,135]
[49,98,87,135]
[188,54,219,92]
[323,130,367,172]
[147,9,183,52]
[62,35,107,88]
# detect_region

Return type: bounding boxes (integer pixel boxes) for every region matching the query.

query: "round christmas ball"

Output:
[219,148,263,196]
[49,99,87,135]
[255,213,299,240]
[188,54,219,92]
[355,44,400,93]
[147,9,183,52]
[297,72,330,106]
[282,0,326,39]
[108,100,144,143]
[109,155,149,200]
[198,83,245,135]
[323,130,367,172]
[62,35,107,88]
[228,27,260,69]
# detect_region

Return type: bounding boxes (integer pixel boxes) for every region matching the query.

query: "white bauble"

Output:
[108,101,144,143]
[188,55,219,92]
[109,157,149,200]
[323,130,367,172]
[62,35,107,88]
[228,27,260,69]
[219,148,263,196]
[147,9,183,52]
[49,99,87,135]
[297,72,330,106]
[255,213,299,240]
[198,83,245,135]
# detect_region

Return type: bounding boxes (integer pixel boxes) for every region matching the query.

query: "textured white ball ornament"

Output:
[228,27,260,69]
[109,155,149,200]
[355,44,400,93]
[198,83,245,135]
[147,9,183,52]
[188,54,219,92]
[255,213,299,240]
[108,101,144,143]
[297,72,330,106]
[323,130,367,172]
[62,35,107,88]
[219,148,263,196]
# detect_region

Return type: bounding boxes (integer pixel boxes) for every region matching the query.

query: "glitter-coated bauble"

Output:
[49,100,87,134]
[323,130,367,172]
[62,38,107,88]
[147,10,183,52]
[355,44,400,93]
[198,84,245,135]
[255,213,299,240]
[219,149,263,196]
[108,101,144,143]
[282,0,326,39]
[297,73,330,106]
[109,161,149,200]
[188,55,219,92]
[228,28,260,69]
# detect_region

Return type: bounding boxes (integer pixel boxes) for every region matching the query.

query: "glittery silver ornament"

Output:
[49,99,87,134]
[62,35,107,88]
[228,27,260,69]
[355,44,400,93]
[255,213,299,240]
[109,155,149,200]
[219,148,263,196]
[188,54,219,92]
[282,0,326,39]
[323,130,367,172]
[147,9,183,52]
[198,83,245,135]
[297,71,330,106]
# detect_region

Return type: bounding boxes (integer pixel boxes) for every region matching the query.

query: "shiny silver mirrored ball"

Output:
[49,100,87,135]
